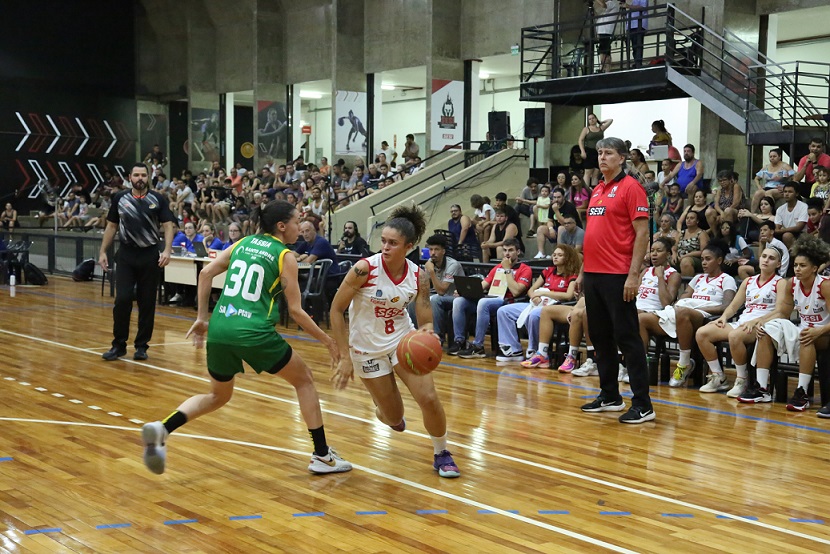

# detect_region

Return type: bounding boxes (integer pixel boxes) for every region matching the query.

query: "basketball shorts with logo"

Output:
[351,347,400,379]
[207,333,292,380]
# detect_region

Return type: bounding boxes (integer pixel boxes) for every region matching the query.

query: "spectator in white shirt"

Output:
[774,182,809,248]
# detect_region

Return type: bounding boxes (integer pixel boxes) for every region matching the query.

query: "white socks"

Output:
[798,373,812,391]
[538,344,550,356]
[430,433,448,455]
[707,359,722,374]
[568,345,578,357]
[735,363,748,379]
[757,368,770,389]
[679,349,691,367]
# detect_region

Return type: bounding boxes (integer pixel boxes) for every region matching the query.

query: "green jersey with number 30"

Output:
[208,234,290,345]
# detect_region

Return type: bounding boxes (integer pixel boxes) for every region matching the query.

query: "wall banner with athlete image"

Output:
[431,80,464,151]
[334,91,368,157]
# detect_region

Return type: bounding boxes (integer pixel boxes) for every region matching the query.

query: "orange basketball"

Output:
[397,331,443,375]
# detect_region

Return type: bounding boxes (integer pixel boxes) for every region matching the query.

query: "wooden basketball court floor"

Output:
[1,278,830,553]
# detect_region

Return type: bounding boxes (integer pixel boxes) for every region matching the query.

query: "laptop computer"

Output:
[454,275,495,301]
[192,240,209,258]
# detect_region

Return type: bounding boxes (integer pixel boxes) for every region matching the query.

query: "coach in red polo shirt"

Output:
[578,137,654,424]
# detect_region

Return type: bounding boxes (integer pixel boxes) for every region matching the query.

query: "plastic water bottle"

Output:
[9,273,15,287]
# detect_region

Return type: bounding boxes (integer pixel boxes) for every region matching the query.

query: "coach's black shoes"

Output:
[134,347,148,361]
[102,346,127,361]
[619,405,656,424]
[581,396,626,413]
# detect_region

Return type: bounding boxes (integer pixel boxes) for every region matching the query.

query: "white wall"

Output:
[379,88,426,156]
[597,98,702,155]
[303,96,332,164]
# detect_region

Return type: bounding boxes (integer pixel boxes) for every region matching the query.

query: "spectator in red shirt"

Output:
[578,137,654,424]
[793,137,830,198]
[452,238,532,357]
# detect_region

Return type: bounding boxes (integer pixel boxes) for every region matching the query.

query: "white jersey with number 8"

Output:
[349,253,419,355]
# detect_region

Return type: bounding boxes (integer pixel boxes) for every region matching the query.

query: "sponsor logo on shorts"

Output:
[362,359,381,373]
[588,206,606,216]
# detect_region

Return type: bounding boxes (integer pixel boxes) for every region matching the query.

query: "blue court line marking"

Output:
[600,511,631,516]
[164,519,197,525]
[228,515,262,521]
[662,513,694,518]
[355,511,387,515]
[96,523,132,529]
[24,528,61,535]
[293,512,325,517]
[790,518,824,524]
[444,361,830,435]
[0,457,13,462]
[477,509,519,514]
[538,510,570,515]
[416,509,448,515]
[716,515,759,521]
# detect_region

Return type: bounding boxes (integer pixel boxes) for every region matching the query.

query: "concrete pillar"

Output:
[468,60,481,144]
[425,0,463,154]
[370,75,383,158]
[331,0,366,164]
[252,0,288,170]
[291,89,303,160]
[223,92,234,170]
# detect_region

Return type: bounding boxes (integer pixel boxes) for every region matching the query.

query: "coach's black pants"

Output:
[584,272,652,409]
[113,245,160,351]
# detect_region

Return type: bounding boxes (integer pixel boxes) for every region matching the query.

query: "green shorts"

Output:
[206,333,293,381]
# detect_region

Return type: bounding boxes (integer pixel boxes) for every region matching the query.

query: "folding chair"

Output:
[301,259,332,328]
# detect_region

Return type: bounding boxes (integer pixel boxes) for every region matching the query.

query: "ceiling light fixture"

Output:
[299,91,323,99]
[479,71,490,80]
[381,84,396,91]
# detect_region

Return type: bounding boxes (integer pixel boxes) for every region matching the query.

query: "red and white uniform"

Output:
[689,273,737,305]
[735,274,781,326]
[349,254,419,376]
[540,267,577,293]
[636,266,678,312]
[793,275,830,329]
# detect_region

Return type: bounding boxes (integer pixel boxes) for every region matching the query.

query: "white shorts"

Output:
[351,348,400,379]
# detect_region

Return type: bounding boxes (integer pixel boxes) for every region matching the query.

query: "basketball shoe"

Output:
[433,450,461,478]
[308,447,353,474]
[141,421,168,475]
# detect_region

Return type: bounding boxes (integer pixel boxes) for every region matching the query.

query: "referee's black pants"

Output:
[584,272,652,409]
[112,245,160,351]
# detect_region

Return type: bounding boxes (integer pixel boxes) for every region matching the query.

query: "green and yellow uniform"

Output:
[206,234,293,380]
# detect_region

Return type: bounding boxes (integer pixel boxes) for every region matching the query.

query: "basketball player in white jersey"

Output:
[746,235,830,415]
[330,205,461,477]
[696,246,784,397]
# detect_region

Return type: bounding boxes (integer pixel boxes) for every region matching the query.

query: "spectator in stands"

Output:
[810,165,830,203]
[500,244,579,365]
[774,182,808,248]
[652,214,680,264]
[171,179,195,220]
[594,0,620,73]
[482,208,520,262]
[492,192,522,236]
[222,222,244,250]
[337,221,372,257]
[656,158,676,191]
[660,144,704,197]
[567,174,592,221]
[738,195,776,243]
[515,178,539,235]
[199,223,224,251]
[713,170,744,224]
[579,114,613,188]
[650,242,738,388]
[63,197,90,229]
[535,187,582,258]
[319,157,331,176]
[557,215,585,253]
[627,148,649,183]
[806,198,824,237]
[448,204,479,251]
[750,148,793,212]
[656,182,684,221]
[57,192,79,227]
[676,209,709,276]
[747,235,830,412]
[677,189,716,233]
[697,245,784,397]
[402,134,419,160]
[453,238,531,358]
[285,163,300,184]
[793,137,830,199]
[533,185,552,253]
[569,145,586,177]
[471,194,496,245]
[294,220,339,268]
[718,220,752,277]
[649,120,673,153]
[230,196,251,235]
[376,140,397,165]
[625,0,648,68]
[2,202,18,235]
[423,235,465,345]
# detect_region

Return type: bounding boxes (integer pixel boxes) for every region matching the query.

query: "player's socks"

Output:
[309,426,329,457]
[430,433,448,455]
[162,410,188,434]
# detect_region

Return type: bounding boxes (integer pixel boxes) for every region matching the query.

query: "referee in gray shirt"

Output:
[99,163,176,361]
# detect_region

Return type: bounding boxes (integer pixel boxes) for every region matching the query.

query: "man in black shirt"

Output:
[336,221,372,257]
[99,163,176,361]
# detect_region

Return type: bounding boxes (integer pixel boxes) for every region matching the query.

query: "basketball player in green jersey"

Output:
[141,200,352,475]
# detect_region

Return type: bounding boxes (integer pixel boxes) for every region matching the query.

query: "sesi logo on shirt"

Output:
[588,206,606,216]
